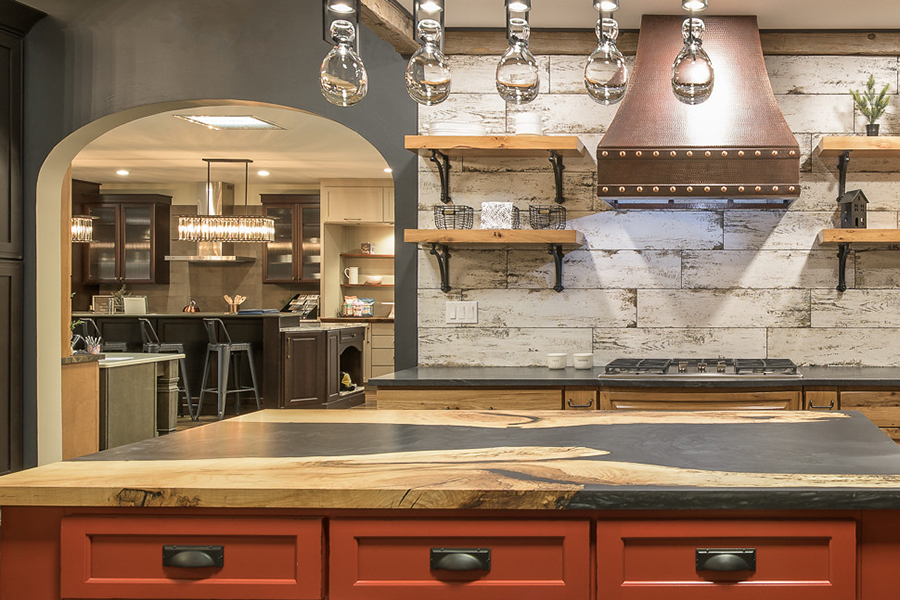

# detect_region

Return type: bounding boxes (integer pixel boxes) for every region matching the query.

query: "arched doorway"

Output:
[37,100,395,464]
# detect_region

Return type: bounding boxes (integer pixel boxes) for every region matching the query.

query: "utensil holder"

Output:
[434,205,474,229]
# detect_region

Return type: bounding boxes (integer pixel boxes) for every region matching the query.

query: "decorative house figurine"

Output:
[839,189,868,228]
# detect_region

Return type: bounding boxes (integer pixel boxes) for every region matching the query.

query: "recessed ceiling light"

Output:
[116,169,130,176]
[258,170,270,177]
[174,115,286,130]
[383,167,393,173]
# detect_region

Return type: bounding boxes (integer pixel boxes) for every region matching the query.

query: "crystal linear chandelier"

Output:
[177,159,275,243]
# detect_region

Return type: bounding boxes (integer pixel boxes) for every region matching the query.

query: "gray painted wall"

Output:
[21,0,418,466]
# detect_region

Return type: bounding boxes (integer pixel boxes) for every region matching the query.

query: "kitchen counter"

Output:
[98,352,185,368]
[371,365,900,388]
[1,409,900,510]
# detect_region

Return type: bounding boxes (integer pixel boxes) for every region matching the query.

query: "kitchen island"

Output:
[1,409,900,598]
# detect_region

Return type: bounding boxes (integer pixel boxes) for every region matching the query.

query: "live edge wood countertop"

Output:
[2,410,900,511]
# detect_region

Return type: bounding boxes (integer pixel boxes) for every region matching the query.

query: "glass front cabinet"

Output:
[261,194,321,284]
[79,194,171,284]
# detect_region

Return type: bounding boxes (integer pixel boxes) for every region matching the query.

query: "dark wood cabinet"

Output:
[0,29,23,260]
[261,194,321,284]
[0,260,22,474]
[281,327,364,409]
[79,194,171,284]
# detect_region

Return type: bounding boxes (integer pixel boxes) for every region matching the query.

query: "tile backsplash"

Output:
[416,54,900,367]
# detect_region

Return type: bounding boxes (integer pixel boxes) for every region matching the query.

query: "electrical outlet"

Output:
[445,301,478,324]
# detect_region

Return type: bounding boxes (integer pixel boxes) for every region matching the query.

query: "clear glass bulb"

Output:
[671,17,714,105]
[320,20,368,107]
[584,18,628,105]
[406,19,451,106]
[496,17,540,105]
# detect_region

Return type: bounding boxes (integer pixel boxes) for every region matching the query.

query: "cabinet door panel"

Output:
[300,206,321,281]
[0,32,22,259]
[86,205,118,282]
[324,187,384,222]
[265,206,295,282]
[283,333,325,407]
[121,205,153,281]
[0,260,21,473]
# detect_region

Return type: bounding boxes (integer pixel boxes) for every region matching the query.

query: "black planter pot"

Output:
[866,123,880,136]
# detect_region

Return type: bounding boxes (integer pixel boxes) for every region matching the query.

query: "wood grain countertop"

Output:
[1,410,900,510]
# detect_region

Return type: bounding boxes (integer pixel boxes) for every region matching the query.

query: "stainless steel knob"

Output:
[697,362,707,373]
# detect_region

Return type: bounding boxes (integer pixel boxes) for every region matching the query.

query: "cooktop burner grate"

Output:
[604,358,672,374]
[602,357,799,376]
[734,358,798,375]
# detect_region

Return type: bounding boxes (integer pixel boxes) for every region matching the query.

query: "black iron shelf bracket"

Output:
[834,150,853,292]
[548,244,565,292]
[548,150,565,204]
[430,150,452,204]
[430,243,451,292]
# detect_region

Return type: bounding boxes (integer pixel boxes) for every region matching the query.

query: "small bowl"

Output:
[365,275,384,285]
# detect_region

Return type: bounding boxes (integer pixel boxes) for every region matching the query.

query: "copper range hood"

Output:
[597,15,800,209]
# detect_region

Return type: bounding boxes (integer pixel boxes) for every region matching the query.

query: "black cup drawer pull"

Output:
[163,545,224,569]
[430,548,491,572]
[696,548,756,572]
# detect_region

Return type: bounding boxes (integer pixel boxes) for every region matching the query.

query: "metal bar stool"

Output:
[197,318,262,420]
[139,318,195,421]
[80,318,128,352]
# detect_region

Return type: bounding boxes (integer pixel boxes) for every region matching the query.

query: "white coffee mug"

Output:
[547,353,567,369]
[573,353,594,369]
[343,266,359,285]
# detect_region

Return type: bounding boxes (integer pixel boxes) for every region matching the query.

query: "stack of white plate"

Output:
[424,120,486,136]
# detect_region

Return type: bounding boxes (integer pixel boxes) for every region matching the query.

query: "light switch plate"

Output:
[445,301,478,324]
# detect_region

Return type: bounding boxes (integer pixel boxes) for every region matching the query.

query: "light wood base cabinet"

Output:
[376,388,563,410]
[599,388,802,411]
[840,389,900,442]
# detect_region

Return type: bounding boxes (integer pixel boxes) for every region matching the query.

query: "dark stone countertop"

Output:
[61,353,105,365]
[371,366,900,389]
[2,410,900,510]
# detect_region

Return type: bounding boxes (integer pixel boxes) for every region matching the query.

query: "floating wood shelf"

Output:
[340,253,394,259]
[405,135,588,204]
[816,136,900,159]
[404,135,587,158]
[817,229,900,246]
[405,229,585,293]
[341,283,395,288]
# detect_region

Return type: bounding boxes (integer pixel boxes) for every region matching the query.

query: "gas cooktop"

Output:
[600,358,801,377]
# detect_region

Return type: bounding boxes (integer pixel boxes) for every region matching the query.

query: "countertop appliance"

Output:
[600,358,801,378]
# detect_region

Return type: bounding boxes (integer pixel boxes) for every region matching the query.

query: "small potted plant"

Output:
[850,74,891,136]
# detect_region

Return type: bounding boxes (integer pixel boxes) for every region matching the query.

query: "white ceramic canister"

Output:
[547,353,567,369]
[572,353,594,369]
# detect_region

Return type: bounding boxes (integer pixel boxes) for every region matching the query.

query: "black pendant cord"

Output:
[548,150,565,204]
[430,150,451,204]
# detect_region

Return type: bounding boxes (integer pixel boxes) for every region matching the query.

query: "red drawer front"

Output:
[597,519,856,600]
[60,516,324,599]
[330,519,591,600]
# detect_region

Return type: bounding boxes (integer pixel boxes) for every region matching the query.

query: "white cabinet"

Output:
[321,179,393,223]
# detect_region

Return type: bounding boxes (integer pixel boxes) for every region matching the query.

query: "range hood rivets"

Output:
[670,151,677,157]
[738,150,745,157]
[686,150,693,157]
[670,186,677,192]
[772,150,779,156]
[653,186,660,192]
[602,186,609,192]
[738,186,745,192]
[772,186,779,192]
[705,151,711,157]
[636,151,643,157]
[686,186,693,192]
[637,186,644,192]
[789,186,796,192]
[601,151,609,157]
[653,151,660,157]
[789,150,796,156]
[755,151,762,157]
[721,150,728,157]
[704,186,711,192]
[619,151,627,157]
[619,186,626,192]
[755,186,762,192]
[721,186,728,192]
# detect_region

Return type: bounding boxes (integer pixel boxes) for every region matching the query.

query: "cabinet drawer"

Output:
[600,389,801,411]
[371,334,393,349]
[371,365,396,377]
[340,328,365,344]
[371,348,394,365]
[376,388,563,410]
[371,322,394,336]
[60,516,324,599]
[330,519,590,600]
[597,519,856,600]
[840,390,900,427]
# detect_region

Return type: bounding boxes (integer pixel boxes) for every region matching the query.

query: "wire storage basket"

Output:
[434,204,474,229]
[529,205,567,230]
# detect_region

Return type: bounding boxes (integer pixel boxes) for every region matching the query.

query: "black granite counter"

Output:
[371,366,900,389]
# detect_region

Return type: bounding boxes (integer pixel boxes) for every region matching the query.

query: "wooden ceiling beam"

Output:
[360,0,418,56]
[444,29,900,56]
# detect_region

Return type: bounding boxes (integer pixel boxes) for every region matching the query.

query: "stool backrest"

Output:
[80,318,102,339]
[203,318,233,345]
[138,318,160,345]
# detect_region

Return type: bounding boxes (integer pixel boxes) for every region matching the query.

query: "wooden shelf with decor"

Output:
[405,229,584,293]
[404,135,590,204]
[818,228,900,292]
[816,136,900,159]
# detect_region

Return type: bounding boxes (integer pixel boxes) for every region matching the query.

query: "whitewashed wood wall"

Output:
[415,54,900,367]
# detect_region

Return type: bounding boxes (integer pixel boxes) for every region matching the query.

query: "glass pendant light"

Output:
[320,0,368,107]
[406,0,451,105]
[671,2,714,105]
[496,0,540,105]
[584,0,628,105]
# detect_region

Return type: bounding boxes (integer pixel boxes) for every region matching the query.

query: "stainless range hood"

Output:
[597,15,801,209]
[165,182,257,263]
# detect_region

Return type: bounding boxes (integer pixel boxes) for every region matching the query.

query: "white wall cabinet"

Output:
[321,179,393,224]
